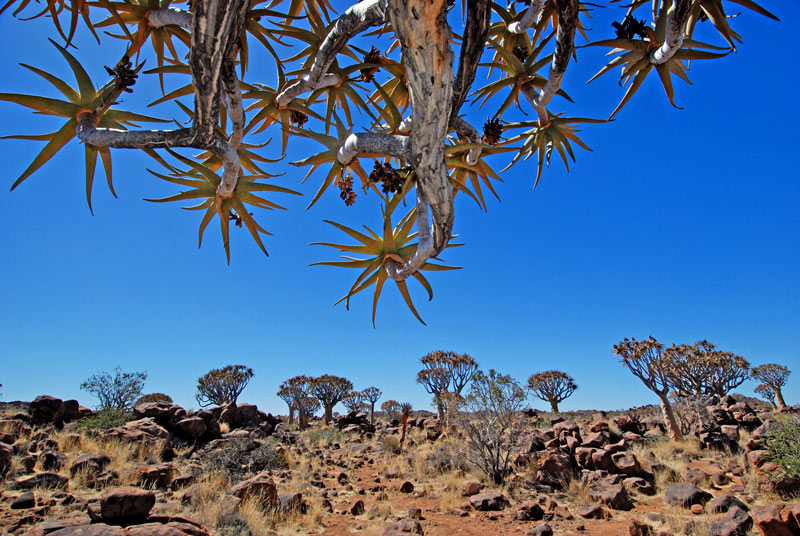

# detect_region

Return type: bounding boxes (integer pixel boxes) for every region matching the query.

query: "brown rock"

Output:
[399,481,415,493]
[578,505,606,519]
[590,483,631,510]
[752,503,796,536]
[462,482,482,496]
[229,472,276,508]
[383,518,423,535]
[176,417,206,439]
[129,463,174,489]
[628,519,654,536]
[45,525,126,536]
[710,505,753,536]
[516,500,544,521]
[29,396,65,426]
[469,492,507,511]
[350,499,365,515]
[100,487,155,521]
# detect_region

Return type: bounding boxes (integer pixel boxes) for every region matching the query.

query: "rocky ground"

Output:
[0,395,798,536]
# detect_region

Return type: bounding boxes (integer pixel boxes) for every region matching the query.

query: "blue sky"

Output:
[0,1,797,415]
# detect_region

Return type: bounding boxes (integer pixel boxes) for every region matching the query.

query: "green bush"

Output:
[75,409,135,432]
[765,418,800,480]
[201,438,286,479]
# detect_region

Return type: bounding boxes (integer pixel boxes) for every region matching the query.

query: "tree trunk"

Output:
[287,404,295,425]
[324,404,333,424]
[550,400,559,413]
[436,398,445,421]
[369,403,375,424]
[657,393,683,441]
[775,388,787,411]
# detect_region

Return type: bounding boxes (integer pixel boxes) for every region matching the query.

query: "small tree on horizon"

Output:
[416,350,478,421]
[80,367,147,411]
[614,337,682,441]
[528,370,577,413]
[281,376,315,429]
[196,365,254,408]
[342,391,365,414]
[310,375,353,425]
[751,364,791,411]
[361,387,382,424]
[381,399,401,421]
[277,384,298,425]
[663,340,750,398]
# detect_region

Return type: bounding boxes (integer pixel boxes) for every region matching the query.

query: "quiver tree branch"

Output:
[385,0,454,282]
[276,0,389,107]
[508,0,545,34]
[147,8,193,30]
[651,0,690,64]
[450,116,481,165]
[336,132,411,165]
[450,0,492,118]
[522,0,578,126]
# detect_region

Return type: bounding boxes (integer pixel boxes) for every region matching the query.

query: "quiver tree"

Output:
[416,350,478,420]
[663,340,750,398]
[196,365,254,407]
[361,387,382,424]
[280,376,315,429]
[80,367,147,411]
[342,391,365,414]
[310,375,353,424]
[399,402,412,451]
[751,364,791,411]
[0,0,777,324]
[381,399,401,421]
[754,383,777,409]
[527,370,577,413]
[613,337,682,441]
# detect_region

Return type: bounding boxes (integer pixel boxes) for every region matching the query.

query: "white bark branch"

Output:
[451,116,481,165]
[651,0,691,64]
[397,115,413,135]
[76,114,241,198]
[385,189,434,280]
[521,0,578,126]
[385,0,454,282]
[508,0,544,34]
[276,0,388,107]
[147,8,193,30]
[336,132,411,165]
[223,67,245,148]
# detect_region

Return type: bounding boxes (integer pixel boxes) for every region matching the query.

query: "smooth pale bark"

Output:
[384,0,454,282]
[276,0,388,107]
[147,8,193,30]
[508,0,544,34]
[522,0,578,126]
[652,0,691,64]
[550,400,559,413]
[323,404,334,424]
[657,393,683,441]
[775,389,788,411]
[336,132,410,165]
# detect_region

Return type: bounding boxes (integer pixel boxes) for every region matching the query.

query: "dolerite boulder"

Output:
[229,472,277,507]
[665,484,712,508]
[384,518,424,535]
[29,395,65,426]
[537,449,574,487]
[710,506,753,536]
[62,400,82,422]
[516,501,545,521]
[751,502,800,536]
[100,487,155,522]
[589,483,631,510]
[128,463,174,489]
[176,417,207,439]
[106,418,169,442]
[0,442,11,475]
[469,492,507,511]
[708,493,749,514]
[70,453,111,480]
[14,472,69,490]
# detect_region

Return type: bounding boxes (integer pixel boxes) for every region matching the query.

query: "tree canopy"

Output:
[0,0,779,324]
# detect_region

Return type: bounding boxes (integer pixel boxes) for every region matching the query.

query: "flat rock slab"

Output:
[665,484,712,508]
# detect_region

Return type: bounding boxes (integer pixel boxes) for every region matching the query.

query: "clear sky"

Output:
[0,1,797,415]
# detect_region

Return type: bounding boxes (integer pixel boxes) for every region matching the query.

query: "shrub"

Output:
[135,393,173,406]
[764,418,800,480]
[80,367,147,411]
[201,438,286,479]
[75,409,135,432]
[305,428,345,445]
[454,369,527,484]
[196,365,254,407]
